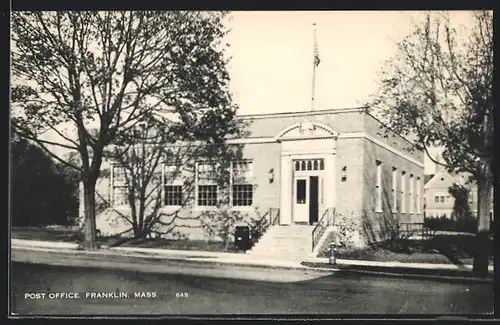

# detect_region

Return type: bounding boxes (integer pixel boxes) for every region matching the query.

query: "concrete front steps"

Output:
[247,225,316,260]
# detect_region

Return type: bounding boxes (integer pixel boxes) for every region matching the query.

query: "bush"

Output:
[335,211,363,250]
[424,216,477,233]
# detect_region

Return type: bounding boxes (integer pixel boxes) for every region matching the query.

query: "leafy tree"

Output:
[11,11,236,250]
[367,11,493,276]
[11,136,79,226]
[448,183,472,222]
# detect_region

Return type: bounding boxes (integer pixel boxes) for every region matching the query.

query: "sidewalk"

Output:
[11,238,494,281]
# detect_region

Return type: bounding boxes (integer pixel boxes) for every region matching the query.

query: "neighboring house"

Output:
[424,158,494,220]
[78,107,425,256]
[423,170,458,219]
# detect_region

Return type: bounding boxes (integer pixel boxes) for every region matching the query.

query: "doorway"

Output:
[293,176,319,225]
[309,176,319,224]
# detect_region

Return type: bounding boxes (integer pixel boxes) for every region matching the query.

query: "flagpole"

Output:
[311,23,317,112]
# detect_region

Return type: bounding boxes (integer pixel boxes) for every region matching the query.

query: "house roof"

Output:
[424,170,457,190]
[424,169,476,190]
[424,174,434,185]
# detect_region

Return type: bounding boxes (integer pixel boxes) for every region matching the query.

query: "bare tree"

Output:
[367,11,493,276]
[11,11,236,250]
[98,110,246,243]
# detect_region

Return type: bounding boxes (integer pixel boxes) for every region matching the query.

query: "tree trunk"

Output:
[83,180,98,250]
[472,175,492,277]
[133,224,147,238]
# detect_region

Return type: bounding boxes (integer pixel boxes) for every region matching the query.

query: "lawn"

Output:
[11,226,81,242]
[317,234,494,266]
[11,227,240,253]
[109,237,239,253]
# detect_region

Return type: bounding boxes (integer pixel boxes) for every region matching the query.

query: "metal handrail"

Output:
[269,208,280,226]
[251,207,280,243]
[312,207,335,251]
[399,222,434,239]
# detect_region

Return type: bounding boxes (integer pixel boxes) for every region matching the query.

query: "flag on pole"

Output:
[314,26,320,67]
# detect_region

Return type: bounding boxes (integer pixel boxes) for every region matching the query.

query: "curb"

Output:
[338,268,494,284]
[301,263,494,284]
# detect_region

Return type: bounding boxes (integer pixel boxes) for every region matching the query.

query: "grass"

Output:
[11,226,241,253]
[110,237,240,253]
[318,234,494,265]
[12,226,81,242]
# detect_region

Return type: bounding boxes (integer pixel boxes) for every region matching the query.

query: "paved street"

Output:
[10,249,493,315]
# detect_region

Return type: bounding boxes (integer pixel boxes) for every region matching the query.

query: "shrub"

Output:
[334,211,363,250]
[200,209,246,248]
[424,216,477,233]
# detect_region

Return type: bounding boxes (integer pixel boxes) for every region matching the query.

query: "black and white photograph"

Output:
[9,10,494,317]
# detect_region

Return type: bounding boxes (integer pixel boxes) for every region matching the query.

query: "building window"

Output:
[231,160,253,206]
[376,160,382,212]
[198,185,217,206]
[165,185,182,206]
[440,196,445,203]
[295,159,324,171]
[435,196,439,203]
[111,165,129,207]
[409,174,414,214]
[164,165,183,206]
[392,167,397,213]
[401,171,406,213]
[197,163,217,206]
[416,177,421,214]
[297,179,306,204]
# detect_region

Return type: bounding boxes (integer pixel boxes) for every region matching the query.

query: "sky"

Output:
[225,11,414,115]
[223,11,475,173]
[224,11,473,116]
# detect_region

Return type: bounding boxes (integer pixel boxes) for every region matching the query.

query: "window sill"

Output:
[193,206,219,212]
[161,205,183,211]
[228,206,254,212]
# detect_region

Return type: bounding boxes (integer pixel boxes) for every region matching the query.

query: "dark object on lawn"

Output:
[234,226,251,251]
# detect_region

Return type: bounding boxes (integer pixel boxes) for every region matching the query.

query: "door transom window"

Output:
[294,159,324,171]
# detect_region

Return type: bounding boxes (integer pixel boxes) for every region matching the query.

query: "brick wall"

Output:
[335,137,365,221]
[80,142,283,241]
[363,113,424,162]
[361,138,424,244]
[238,108,365,139]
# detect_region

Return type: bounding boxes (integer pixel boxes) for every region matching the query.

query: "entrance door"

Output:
[293,176,319,225]
[293,177,309,224]
[309,176,319,225]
